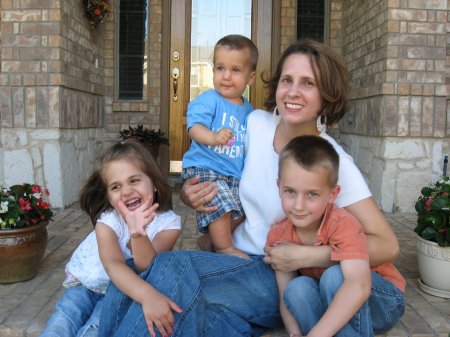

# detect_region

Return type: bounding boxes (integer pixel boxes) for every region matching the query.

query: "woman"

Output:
[99,39,400,337]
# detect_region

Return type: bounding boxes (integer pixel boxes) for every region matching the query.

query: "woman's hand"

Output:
[264,243,333,273]
[180,175,218,212]
[141,289,183,337]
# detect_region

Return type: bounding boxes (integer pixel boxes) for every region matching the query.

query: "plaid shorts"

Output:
[182,167,244,233]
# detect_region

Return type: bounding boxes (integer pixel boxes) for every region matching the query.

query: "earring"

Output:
[316,115,327,133]
[272,106,281,125]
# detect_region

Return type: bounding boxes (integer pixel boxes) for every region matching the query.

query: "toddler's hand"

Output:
[213,128,233,145]
[116,197,159,237]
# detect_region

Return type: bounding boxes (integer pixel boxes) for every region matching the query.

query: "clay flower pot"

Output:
[0,221,48,283]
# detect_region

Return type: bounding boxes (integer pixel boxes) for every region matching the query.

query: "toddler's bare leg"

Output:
[209,213,250,259]
[196,216,245,252]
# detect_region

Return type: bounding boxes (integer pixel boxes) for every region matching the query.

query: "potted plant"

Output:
[0,183,54,283]
[414,175,450,298]
[119,124,169,160]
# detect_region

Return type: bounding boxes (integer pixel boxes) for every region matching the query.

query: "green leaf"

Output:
[415,199,425,213]
[422,227,437,240]
[431,196,450,211]
[421,186,433,197]
[436,232,446,246]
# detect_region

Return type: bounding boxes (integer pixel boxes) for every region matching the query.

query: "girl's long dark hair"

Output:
[79,140,172,225]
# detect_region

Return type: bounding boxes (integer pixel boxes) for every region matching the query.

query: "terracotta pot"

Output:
[0,221,48,283]
[417,235,450,298]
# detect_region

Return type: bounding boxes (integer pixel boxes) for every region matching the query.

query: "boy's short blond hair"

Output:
[279,135,340,187]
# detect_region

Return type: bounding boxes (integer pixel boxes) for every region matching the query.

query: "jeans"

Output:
[283,265,405,337]
[99,250,283,337]
[39,285,103,337]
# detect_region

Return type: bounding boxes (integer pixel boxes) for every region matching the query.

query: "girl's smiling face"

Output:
[103,159,155,211]
[276,53,323,132]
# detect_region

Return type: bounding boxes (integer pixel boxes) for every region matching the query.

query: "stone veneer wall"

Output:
[338,0,449,212]
[0,1,106,208]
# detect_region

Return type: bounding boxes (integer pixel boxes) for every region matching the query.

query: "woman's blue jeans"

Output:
[39,285,103,337]
[99,250,283,337]
[283,265,405,337]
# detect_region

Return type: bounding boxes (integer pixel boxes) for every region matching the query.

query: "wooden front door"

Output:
[167,0,277,174]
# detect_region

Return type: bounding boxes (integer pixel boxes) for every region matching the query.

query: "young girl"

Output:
[40,140,182,337]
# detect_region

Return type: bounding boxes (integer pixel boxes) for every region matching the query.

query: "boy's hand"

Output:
[213,127,233,145]
[142,290,183,337]
[116,197,159,237]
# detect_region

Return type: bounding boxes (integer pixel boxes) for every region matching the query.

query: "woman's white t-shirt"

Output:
[233,109,372,255]
[63,209,181,293]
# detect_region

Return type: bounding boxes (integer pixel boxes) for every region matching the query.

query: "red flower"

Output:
[31,185,41,193]
[424,197,433,210]
[94,8,102,16]
[18,197,32,211]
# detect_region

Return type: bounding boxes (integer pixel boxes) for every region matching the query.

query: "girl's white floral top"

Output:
[63,209,181,293]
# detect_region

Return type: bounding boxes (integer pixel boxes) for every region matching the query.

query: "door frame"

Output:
[159,0,281,174]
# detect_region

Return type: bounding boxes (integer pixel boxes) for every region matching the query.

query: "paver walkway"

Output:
[0,194,449,337]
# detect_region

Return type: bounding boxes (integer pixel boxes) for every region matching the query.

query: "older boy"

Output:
[268,135,405,337]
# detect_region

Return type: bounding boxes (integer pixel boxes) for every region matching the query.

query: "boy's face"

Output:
[213,45,256,105]
[277,158,339,232]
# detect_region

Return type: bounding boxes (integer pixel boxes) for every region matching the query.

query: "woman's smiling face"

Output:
[275,53,323,130]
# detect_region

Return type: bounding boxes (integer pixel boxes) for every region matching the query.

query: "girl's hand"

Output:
[141,290,183,337]
[180,176,218,212]
[116,197,159,237]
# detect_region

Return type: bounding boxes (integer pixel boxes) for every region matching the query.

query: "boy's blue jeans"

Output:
[283,265,405,337]
[39,285,103,337]
[99,250,283,337]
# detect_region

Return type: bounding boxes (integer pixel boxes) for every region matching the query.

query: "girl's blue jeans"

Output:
[99,251,283,337]
[283,265,405,337]
[39,285,103,337]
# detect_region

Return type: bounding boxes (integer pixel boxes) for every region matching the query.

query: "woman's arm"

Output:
[96,224,182,337]
[265,197,399,271]
[180,175,218,212]
[345,197,400,265]
[264,244,333,273]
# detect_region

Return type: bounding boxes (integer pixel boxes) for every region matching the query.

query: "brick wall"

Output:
[105,0,163,144]
[337,0,449,212]
[0,0,106,207]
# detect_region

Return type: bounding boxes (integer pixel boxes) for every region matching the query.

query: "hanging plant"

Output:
[83,0,111,29]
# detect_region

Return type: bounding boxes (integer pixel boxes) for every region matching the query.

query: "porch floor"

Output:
[0,193,449,337]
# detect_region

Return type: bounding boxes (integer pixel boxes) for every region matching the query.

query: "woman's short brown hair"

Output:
[264,38,351,126]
